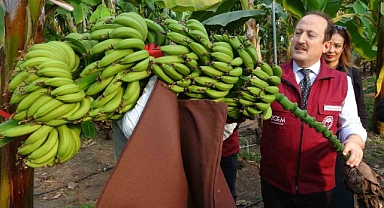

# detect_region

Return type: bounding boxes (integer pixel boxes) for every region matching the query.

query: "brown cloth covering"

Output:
[179,100,236,208]
[97,81,188,208]
[97,80,236,208]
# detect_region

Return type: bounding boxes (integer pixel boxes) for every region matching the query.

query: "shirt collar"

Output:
[293,60,321,75]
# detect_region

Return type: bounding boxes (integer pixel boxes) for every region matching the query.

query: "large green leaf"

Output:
[81,121,96,139]
[155,0,222,12]
[277,0,305,19]
[323,0,342,17]
[338,21,376,60]
[116,0,137,12]
[189,0,238,22]
[202,10,266,27]
[89,4,110,23]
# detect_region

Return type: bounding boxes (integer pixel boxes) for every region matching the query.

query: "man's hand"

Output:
[343,134,364,168]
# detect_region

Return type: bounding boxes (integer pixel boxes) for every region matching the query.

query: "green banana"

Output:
[34,99,64,118]
[264,86,279,94]
[213,81,234,91]
[17,132,47,156]
[249,78,269,88]
[131,57,150,72]
[90,38,122,55]
[188,42,210,62]
[37,67,72,79]
[154,55,184,64]
[210,52,233,63]
[186,19,208,37]
[166,32,194,46]
[36,103,76,122]
[252,69,270,81]
[144,19,166,46]
[114,38,145,50]
[77,73,100,91]
[205,89,229,99]
[151,64,174,84]
[121,70,151,82]
[1,123,42,138]
[56,90,86,103]
[8,70,30,92]
[121,50,149,64]
[67,97,92,121]
[160,45,190,55]
[161,64,183,81]
[262,106,273,120]
[50,84,81,96]
[266,76,281,86]
[259,62,274,76]
[272,64,283,78]
[110,26,143,40]
[113,13,147,41]
[217,75,239,84]
[98,49,134,67]
[86,76,114,95]
[238,49,254,70]
[12,110,27,121]
[27,94,54,117]
[229,57,243,67]
[260,94,276,103]
[43,77,74,87]
[227,67,243,77]
[172,63,191,76]
[27,128,58,159]
[211,45,234,59]
[212,34,224,42]
[16,88,48,113]
[102,87,124,113]
[101,62,134,79]
[201,66,223,77]
[91,88,120,109]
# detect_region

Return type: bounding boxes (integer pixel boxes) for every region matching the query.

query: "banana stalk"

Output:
[275,93,345,154]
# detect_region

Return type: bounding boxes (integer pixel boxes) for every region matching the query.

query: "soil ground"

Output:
[33,120,263,208]
[33,107,384,208]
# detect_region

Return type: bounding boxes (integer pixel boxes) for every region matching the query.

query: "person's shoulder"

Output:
[279,61,291,68]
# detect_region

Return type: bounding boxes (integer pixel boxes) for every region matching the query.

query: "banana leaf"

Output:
[0,137,17,149]
[202,10,266,31]
[353,0,376,36]
[81,121,96,139]
[336,20,376,60]
[89,3,111,23]
[323,0,342,18]
[276,0,305,19]
[155,0,222,12]
[189,0,238,22]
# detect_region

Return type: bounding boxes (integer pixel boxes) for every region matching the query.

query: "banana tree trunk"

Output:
[0,0,45,207]
[373,0,384,134]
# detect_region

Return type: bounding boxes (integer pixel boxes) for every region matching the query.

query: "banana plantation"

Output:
[0,0,383,207]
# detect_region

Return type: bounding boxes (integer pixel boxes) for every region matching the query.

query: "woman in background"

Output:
[322,25,367,208]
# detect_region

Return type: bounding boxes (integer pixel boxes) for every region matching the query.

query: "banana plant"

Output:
[0,1,46,207]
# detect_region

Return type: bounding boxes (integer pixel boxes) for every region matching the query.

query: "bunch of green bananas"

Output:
[0,120,81,168]
[222,63,283,120]
[5,14,286,168]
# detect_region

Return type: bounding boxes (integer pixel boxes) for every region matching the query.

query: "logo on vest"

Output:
[271,115,285,126]
[322,116,334,129]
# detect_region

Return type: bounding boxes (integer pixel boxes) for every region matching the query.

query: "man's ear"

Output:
[323,41,332,53]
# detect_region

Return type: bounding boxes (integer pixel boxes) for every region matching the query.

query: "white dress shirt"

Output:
[292,61,367,143]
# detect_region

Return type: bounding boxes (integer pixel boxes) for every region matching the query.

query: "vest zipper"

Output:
[295,122,305,194]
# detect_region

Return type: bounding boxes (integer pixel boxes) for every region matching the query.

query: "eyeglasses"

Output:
[335,25,347,30]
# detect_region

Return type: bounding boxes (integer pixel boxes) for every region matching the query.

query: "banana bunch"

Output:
[145,19,167,46]
[64,32,100,68]
[223,64,283,120]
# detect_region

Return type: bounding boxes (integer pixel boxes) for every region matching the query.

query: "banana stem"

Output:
[275,93,346,156]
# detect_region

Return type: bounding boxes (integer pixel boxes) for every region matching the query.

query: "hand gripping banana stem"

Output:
[275,93,344,153]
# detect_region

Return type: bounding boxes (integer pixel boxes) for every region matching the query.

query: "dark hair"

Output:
[334,26,357,70]
[303,11,335,42]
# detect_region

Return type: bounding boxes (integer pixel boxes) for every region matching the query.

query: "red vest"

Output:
[222,129,239,157]
[260,59,348,195]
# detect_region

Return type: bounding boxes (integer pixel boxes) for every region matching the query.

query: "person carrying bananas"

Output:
[220,122,241,203]
[259,11,366,208]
